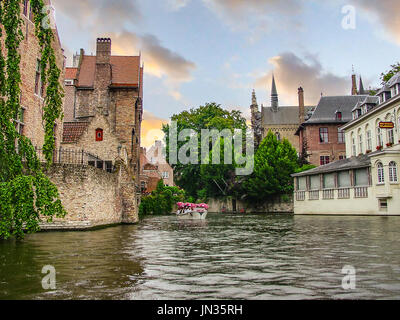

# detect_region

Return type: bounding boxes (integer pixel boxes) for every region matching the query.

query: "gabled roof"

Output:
[262,106,315,125]
[77,55,141,88]
[62,122,89,143]
[386,71,400,87]
[305,95,368,124]
[65,67,78,80]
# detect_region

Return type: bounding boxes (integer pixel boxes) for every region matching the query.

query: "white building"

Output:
[292,72,400,215]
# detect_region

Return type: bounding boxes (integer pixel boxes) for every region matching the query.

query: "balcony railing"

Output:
[354,186,368,198]
[338,188,350,199]
[309,190,320,200]
[323,189,334,200]
[296,191,306,201]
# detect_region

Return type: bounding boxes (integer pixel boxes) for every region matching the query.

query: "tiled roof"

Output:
[77,55,141,88]
[305,95,368,124]
[62,122,89,143]
[292,154,372,177]
[65,67,78,80]
[262,106,315,125]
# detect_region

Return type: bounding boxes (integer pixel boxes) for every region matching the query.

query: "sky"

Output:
[51,0,400,148]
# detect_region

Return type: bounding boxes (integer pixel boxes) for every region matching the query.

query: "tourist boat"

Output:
[176,202,209,220]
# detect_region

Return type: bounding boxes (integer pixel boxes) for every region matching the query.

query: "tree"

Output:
[139,180,186,216]
[241,131,299,203]
[381,62,400,84]
[162,103,247,200]
[0,1,65,239]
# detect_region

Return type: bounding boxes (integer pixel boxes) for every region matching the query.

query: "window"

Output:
[355,168,369,186]
[338,129,345,143]
[319,128,329,143]
[339,155,345,160]
[377,127,383,147]
[320,156,330,166]
[34,60,44,97]
[23,0,29,16]
[105,161,113,173]
[379,199,388,211]
[14,107,25,135]
[389,162,398,183]
[358,134,363,154]
[377,162,385,184]
[95,128,103,141]
[162,172,169,179]
[336,111,342,121]
[366,130,372,151]
[29,2,33,21]
[275,132,281,141]
[352,136,356,156]
[387,128,394,145]
[391,85,399,97]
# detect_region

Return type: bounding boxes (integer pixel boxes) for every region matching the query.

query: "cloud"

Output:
[52,0,141,30]
[141,111,168,148]
[106,31,196,100]
[167,0,191,11]
[254,52,349,105]
[201,0,303,40]
[352,0,400,45]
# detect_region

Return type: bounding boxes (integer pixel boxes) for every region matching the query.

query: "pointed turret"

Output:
[271,74,279,111]
[251,89,257,106]
[359,76,367,95]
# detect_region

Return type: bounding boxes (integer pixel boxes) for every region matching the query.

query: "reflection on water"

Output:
[1,214,400,300]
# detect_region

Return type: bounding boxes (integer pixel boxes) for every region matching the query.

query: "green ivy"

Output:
[0,0,66,239]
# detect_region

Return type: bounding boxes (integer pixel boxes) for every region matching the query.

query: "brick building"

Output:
[295,95,368,166]
[139,147,163,195]
[146,140,174,187]
[61,38,143,180]
[1,0,66,150]
[251,76,315,152]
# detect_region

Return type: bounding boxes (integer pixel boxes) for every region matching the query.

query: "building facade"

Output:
[251,76,315,152]
[295,95,368,166]
[292,72,400,216]
[146,140,174,187]
[1,0,66,150]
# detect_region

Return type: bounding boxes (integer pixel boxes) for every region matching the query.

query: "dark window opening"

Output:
[319,128,329,143]
[105,161,113,173]
[96,128,103,141]
[320,156,330,166]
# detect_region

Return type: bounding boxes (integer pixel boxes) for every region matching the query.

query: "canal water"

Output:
[1,214,400,300]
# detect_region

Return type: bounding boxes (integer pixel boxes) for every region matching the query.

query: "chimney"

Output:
[96,38,111,64]
[298,87,305,124]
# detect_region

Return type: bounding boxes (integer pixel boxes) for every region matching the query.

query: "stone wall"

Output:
[208,196,294,214]
[40,163,138,230]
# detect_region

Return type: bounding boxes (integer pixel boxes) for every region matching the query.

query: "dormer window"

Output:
[391,84,399,97]
[335,111,342,121]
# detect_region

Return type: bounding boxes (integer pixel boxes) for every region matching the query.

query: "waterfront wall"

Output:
[40,163,138,230]
[208,196,294,214]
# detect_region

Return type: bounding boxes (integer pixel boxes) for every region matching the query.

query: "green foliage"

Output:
[0,0,65,239]
[241,131,299,203]
[381,62,400,85]
[162,102,247,200]
[139,180,186,216]
[295,164,317,173]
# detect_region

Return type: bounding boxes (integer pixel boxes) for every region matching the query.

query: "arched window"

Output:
[389,162,398,183]
[351,133,356,156]
[376,127,383,147]
[275,132,281,141]
[358,130,363,154]
[377,162,385,184]
[95,128,103,142]
[365,125,372,151]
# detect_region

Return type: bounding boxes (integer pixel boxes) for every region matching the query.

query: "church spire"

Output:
[351,66,358,95]
[251,89,257,106]
[359,76,366,95]
[271,74,279,111]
